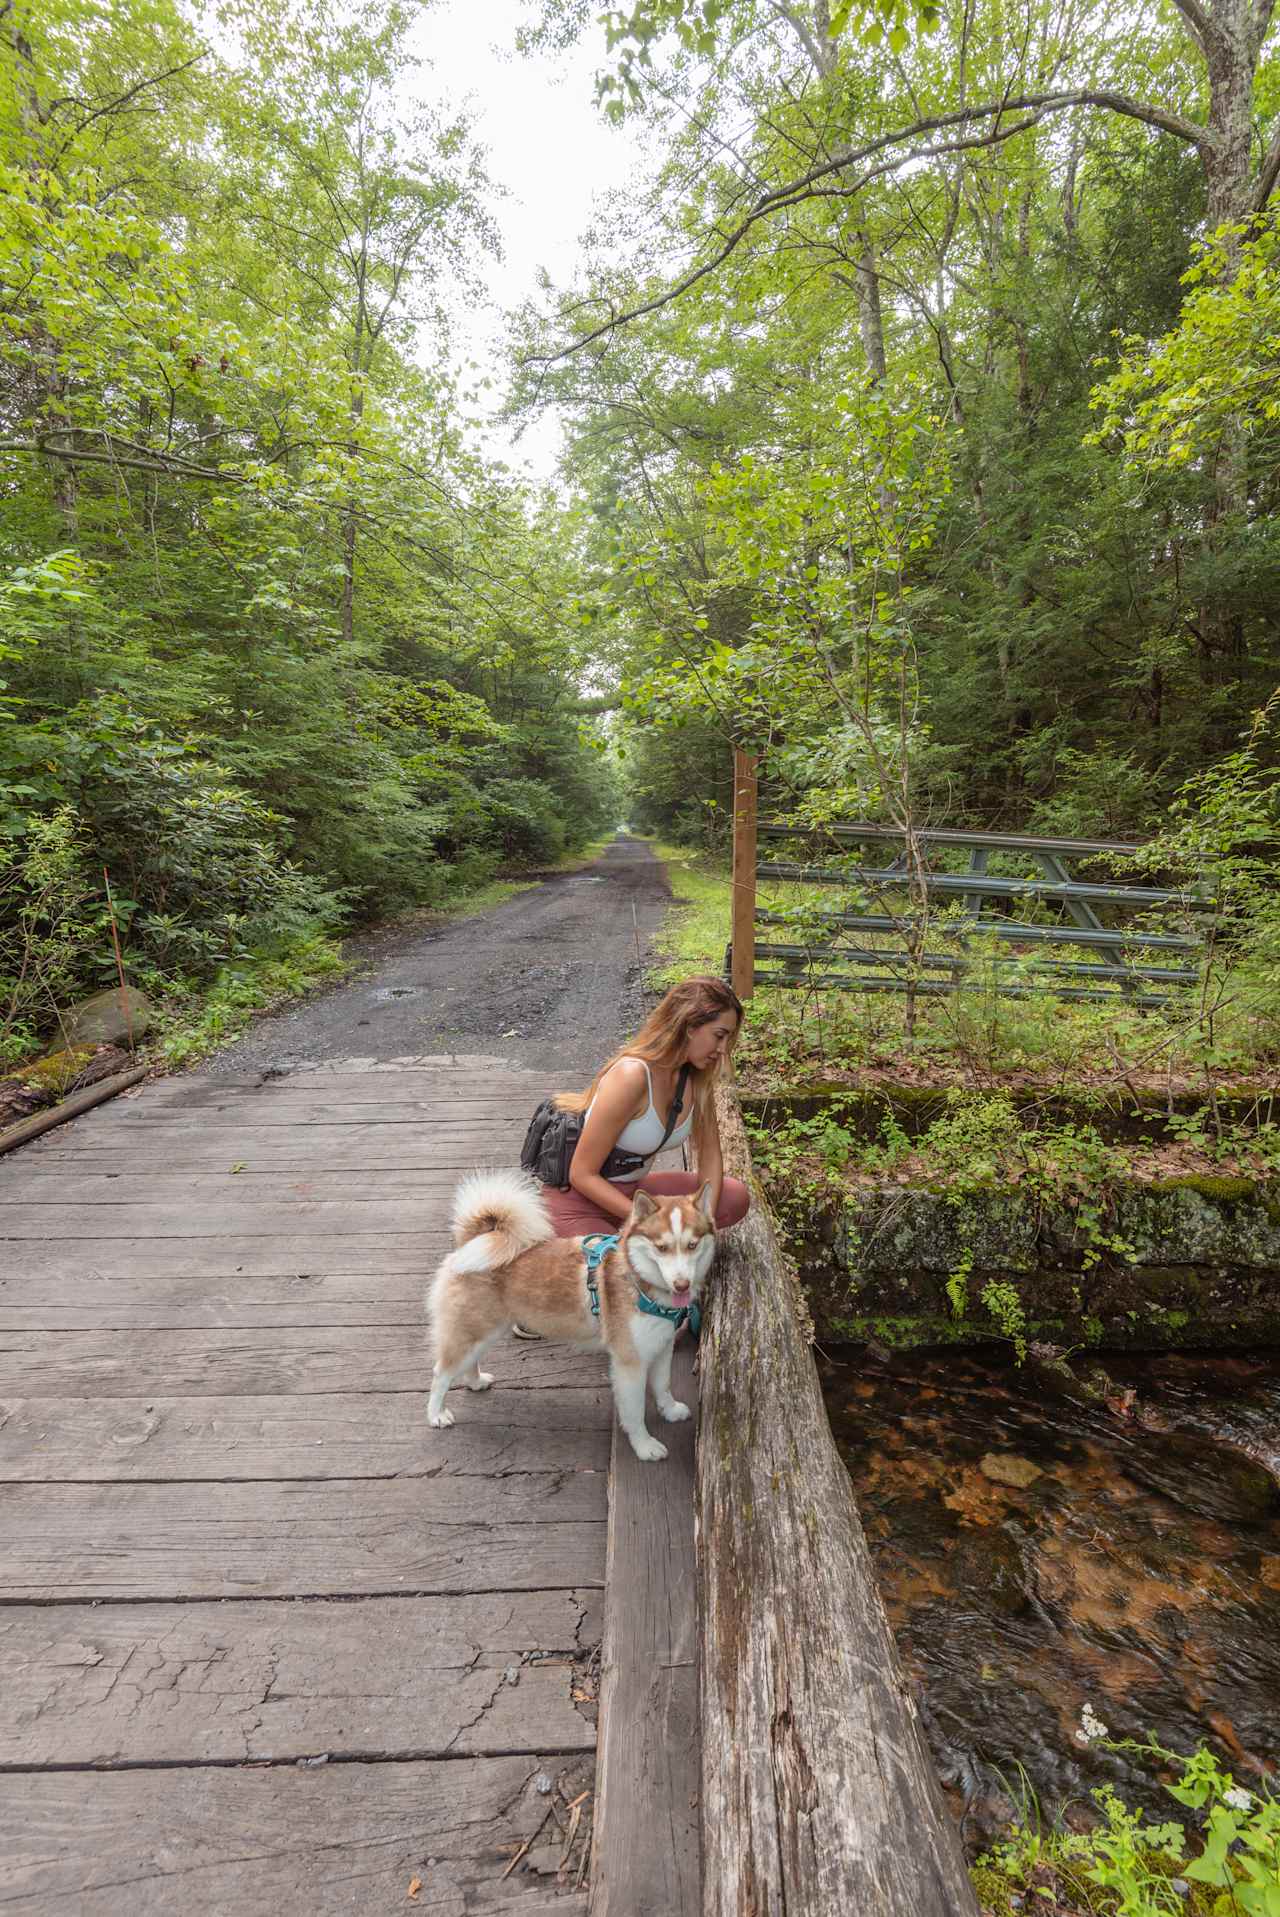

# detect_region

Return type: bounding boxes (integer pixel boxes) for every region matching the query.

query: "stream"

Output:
[820,1346,1280,1848]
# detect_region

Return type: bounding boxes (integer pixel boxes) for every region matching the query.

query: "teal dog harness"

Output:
[580,1231,700,1336]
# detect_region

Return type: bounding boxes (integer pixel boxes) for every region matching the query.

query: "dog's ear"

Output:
[630,1190,659,1220]
[695,1181,714,1219]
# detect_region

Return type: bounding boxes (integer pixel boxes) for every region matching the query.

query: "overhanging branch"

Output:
[531,87,1212,363]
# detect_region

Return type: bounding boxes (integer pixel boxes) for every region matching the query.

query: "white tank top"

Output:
[586,1060,694,1165]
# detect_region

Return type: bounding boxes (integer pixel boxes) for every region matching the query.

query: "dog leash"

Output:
[579,1232,700,1336]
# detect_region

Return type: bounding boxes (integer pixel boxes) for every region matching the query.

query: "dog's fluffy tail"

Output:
[445,1169,553,1276]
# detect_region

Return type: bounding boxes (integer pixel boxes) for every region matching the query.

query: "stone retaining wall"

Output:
[787,1175,1280,1348]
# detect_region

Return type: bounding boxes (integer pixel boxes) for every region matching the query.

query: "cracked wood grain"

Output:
[0,1755,594,1914]
[0,1325,609,1397]
[0,1269,432,1331]
[19,1134,523,1173]
[696,1091,980,1917]
[70,1098,540,1126]
[0,1387,612,1481]
[2,1170,476,1205]
[0,1594,600,1765]
[0,1477,606,1600]
[0,1197,478,1238]
[0,1235,448,1280]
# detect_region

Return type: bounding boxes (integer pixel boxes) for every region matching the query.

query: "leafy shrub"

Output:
[156,937,349,1068]
[0,806,97,1066]
[977,1730,1280,1916]
[478,777,568,865]
[2,699,342,1010]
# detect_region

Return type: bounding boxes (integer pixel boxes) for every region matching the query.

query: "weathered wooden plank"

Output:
[0,1593,599,1765]
[0,1387,612,1480]
[25,1105,512,1134]
[0,1197,454,1236]
[697,1092,980,1917]
[0,1757,594,1914]
[0,1325,608,1397]
[1,1170,476,1204]
[0,1269,427,1330]
[138,1074,546,1104]
[0,1235,446,1279]
[13,1136,514,1172]
[91,1098,538,1124]
[136,1067,540,1085]
[0,1477,605,1599]
[590,1342,700,1917]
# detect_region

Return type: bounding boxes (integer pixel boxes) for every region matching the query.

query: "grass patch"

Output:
[154,934,350,1069]
[650,845,733,985]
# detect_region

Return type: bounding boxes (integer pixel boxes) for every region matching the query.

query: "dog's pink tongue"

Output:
[672,1284,691,1304]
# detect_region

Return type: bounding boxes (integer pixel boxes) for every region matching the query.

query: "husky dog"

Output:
[426,1169,716,1462]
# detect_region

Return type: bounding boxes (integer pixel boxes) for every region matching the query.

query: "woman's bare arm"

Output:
[568,1059,649,1223]
[694,1105,724,1217]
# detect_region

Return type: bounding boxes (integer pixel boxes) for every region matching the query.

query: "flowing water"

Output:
[820,1346,1280,1847]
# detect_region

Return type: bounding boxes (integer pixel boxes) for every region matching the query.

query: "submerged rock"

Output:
[980,1453,1044,1489]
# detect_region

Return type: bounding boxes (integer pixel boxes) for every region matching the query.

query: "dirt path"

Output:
[200,835,674,1082]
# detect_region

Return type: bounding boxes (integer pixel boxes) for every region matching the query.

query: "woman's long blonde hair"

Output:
[555,975,743,1146]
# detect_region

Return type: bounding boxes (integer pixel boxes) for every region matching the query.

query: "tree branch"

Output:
[1249,0,1277,55]
[531,87,1211,363]
[62,55,205,138]
[1252,120,1280,211]
[1166,0,1226,58]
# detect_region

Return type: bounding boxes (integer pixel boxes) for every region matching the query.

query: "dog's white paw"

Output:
[659,1399,692,1423]
[465,1370,494,1392]
[629,1433,668,1462]
[428,1407,455,1429]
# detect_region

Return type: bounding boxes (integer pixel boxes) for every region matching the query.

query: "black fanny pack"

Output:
[520,1064,691,1191]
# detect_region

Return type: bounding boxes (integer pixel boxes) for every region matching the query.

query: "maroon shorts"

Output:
[542,1172,751,1238]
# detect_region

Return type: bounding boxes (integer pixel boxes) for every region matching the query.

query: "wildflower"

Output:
[1077,1703,1109,1745]
[1223,1786,1253,1812]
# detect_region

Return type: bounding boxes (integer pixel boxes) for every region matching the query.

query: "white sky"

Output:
[410,0,647,482]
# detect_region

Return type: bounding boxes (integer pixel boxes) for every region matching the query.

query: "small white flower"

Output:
[1079,1703,1109,1744]
[1224,1786,1254,1812]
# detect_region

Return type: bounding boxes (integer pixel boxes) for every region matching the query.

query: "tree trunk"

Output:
[341,374,364,649]
[1186,0,1265,697]
[853,228,887,383]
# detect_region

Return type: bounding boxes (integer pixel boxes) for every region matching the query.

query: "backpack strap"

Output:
[654,1063,691,1157]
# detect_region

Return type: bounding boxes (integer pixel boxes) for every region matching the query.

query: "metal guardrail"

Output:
[726,762,1205,1008]
[755,862,1203,912]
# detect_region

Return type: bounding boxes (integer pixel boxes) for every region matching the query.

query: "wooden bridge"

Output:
[0,1052,975,1914]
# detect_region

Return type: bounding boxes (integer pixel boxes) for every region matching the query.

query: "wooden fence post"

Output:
[731,750,757,1003]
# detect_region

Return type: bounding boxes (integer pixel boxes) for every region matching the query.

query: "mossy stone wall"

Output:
[786,1175,1280,1349]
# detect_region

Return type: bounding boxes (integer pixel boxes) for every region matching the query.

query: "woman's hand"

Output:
[568,1058,649,1223]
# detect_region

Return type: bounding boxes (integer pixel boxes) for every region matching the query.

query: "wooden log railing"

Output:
[696,1089,981,1917]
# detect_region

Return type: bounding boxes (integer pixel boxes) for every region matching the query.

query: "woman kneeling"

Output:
[544,974,751,1238]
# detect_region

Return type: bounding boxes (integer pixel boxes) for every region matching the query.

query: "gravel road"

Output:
[197,836,675,1083]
